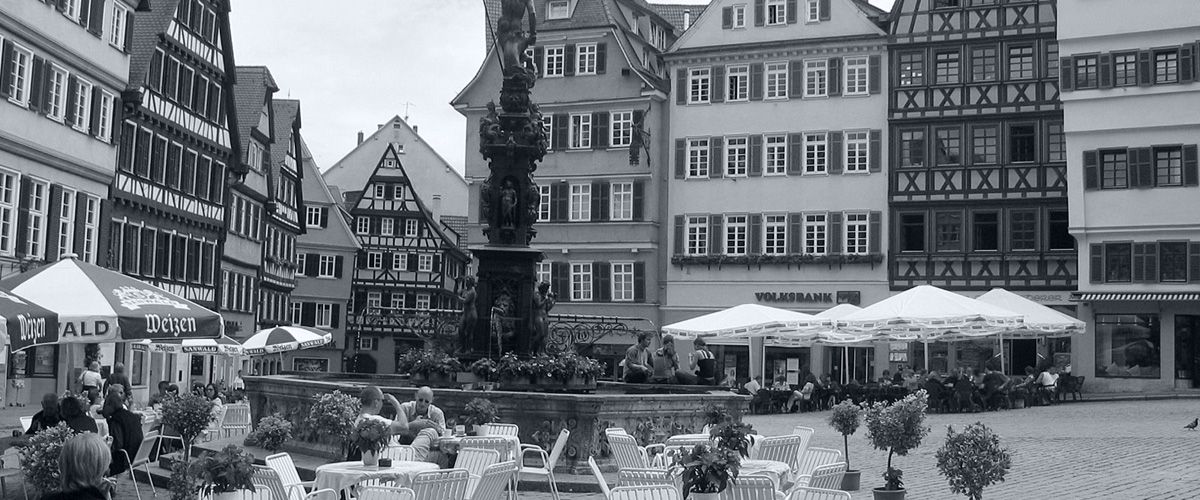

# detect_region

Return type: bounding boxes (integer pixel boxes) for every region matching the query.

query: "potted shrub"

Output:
[17,423,75,495]
[671,443,741,500]
[829,399,864,491]
[464,358,498,384]
[709,421,753,458]
[401,349,461,386]
[160,394,216,460]
[460,398,500,435]
[351,418,391,467]
[560,352,603,390]
[935,422,1012,500]
[306,390,362,459]
[244,413,293,452]
[186,444,257,500]
[863,390,930,500]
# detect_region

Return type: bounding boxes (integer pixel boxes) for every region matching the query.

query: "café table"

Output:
[314,460,439,493]
[740,458,793,490]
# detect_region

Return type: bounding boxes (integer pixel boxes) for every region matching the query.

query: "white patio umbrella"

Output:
[135,335,244,355]
[966,288,1085,374]
[662,303,830,339]
[813,304,875,344]
[242,326,332,355]
[836,285,1024,342]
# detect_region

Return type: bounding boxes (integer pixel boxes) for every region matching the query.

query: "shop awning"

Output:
[1072,292,1200,302]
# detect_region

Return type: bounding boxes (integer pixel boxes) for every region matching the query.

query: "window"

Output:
[46,65,67,120]
[724,215,747,255]
[380,218,394,236]
[727,65,749,101]
[0,170,16,256]
[568,183,591,222]
[934,0,960,7]
[538,185,551,221]
[971,125,998,165]
[356,337,377,350]
[806,0,820,21]
[1009,124,1036,162]
[610,182,633,221]
[764,215,787,255]
[1009,210,1037,251]
[766,0,787,25]
[804,60,827,97]
[765,62,788,99]
[405,219,419,237]
[899,52,924,87]
[63,0,81,21]
[612,262,635,302]
[57,189,75,257]
[25,179,47,258]
[392,185,404,200]
[536,262,551,285]
[899,130,925,167]
[1095,315,1160,379]
[569,113,591,149]
[1114,53,1137,87]
[1047,209,1073,250]
[544,46,565,77]
[970,46,997,82]
[1047,121,1065,162]
[845,131,869,173]
[414,293,431,310]
[109,2,130,49]
[1100,149,1128,189]
[418,254,434,272]
[935,128,961,165]
[1007,46,1035,80]
[547,0,569,19]
[686,215,708,255]
[542,115,553,149]
[1160,242,1189,282]
[366,291,382,312]
[732,5,747,28]
[899,213,926,252]
[306,206,323,228]
[1046,42,1059,78]
[689,68,711,104]
[1074,55,1098,89]
[70,78,93,132]
[610,111,633,147]
[393,252,408,271]
[687,138,710,178]
[570,262,593,301]
[764,135,787,175]
[844,57,869,95]
[81,195,99,263]
[935,212,962,251]
[1155,147,1184,187]
[1103,243,1132,282]
[318,255,337,278]
[972,212,999,251]
[844,213,868,255]
[373,184,387,199]
[576,43,598,75]
[804,214,827,255]
[934,51,960,84]
[356,216,369,235]
[296,253,306,275]
[96,91,114,142]
[804,133,827,174]
[1154,50,1179,84]
[725,137,748,176]
[367,251,382,269]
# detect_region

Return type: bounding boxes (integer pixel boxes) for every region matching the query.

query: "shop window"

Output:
[1095,314,1160,378]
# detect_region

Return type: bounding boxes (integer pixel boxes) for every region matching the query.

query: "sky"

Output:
[228,0,894,175]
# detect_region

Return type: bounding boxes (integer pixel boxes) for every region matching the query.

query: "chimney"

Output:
[356,131,364,145]
[413,125,419,135]
[683,10,691,30]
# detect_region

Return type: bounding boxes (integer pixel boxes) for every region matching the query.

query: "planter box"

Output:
[456,372,482,385]
[412,372,454,387]
[499,375,539,392]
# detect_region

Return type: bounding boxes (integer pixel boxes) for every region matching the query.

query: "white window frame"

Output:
[290,302,302,325]
[576,43,598,75]
[569,183,591,222]
[611,262,635,302]
[373,184,386,199]
[844,212,869,255]
[24,178,48,259]
[109,2,130,49]
[536,262,552,285]
[538,185,551,221]
[306,206,323,228]
[393,252,408,271]
[687,138,710,178]
[686,215,708,256]
[688,67,711,104]
[610,181,633,221]
[63,0,81,21]
[765,135,788,175]
[806,0,821,22]
[804,132,828,174]
[726,65,749,102]
[0,169,18,257]
[81,194,99,263]
[96,91,114,142]
[732,5,747,28]
[418,254,434,272]
[804,213,828,255]
[725,137,748,177]
[544,45,565,77]
[804,60,828,97]
[724,215,748,256]
[356,216,369,235]
[570,262,593,301]
[318,255,337,278]
[380,218,394,236]
[764,214,787,255]
[547,0,569,19]
[765,62,789,100]
[367,251,382,270]
[366,292,382,312]
[542,115,553,149]
[7,43,33,106]
[766,0,787,25]
[57,187,76,257]
[844,56,869,96]
[392,184,404,200]
[415,293,431,310]
[569,113,591,149]
[46,64,68,121]
[296,253,306,276]
[405,218,419,237]
[610,110,633,148]
[845,130,870,173]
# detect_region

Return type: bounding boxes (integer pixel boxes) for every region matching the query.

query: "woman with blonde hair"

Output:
[40,433,113,500]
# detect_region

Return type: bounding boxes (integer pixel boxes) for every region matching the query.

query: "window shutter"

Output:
[828,131,844,174]
[1136,147,1154,188]
[673,215,685,254]
[748,62,758,100]
[748,135,762,176]
[709,216,722,255]
[869,55,881,94]
[123,9,133,53]
[552,113,568,151]
[1137,50,1152,86]
[1180,43,1195,82]
[594,262,610,302]
[749,214,762,254]
[1133,243,1150,282]
[1098,54,1113,89]
[320,207,329,228]
[65,75,78,125]
[590,181,604,221]
[89,87,103,135]
[819,0,831,21]
[44,185,63,261]
[552,262,570,302]
[1189,242,1200,283]
[383,252,393,270]
[632,180,645,221]
[722,6,733,29]
[787,213,802,254]
[404,253,416,271]
[552,183,568,222]
[1182,144,1198,186]
[676,68,687,105]
[787,0,798,23]
[370,216,381,235]
[1144,242,1158,283]
[789,59,804,98]
[710,137,724,178]
[596,43,607,74]
[534,47,544,77]
[869,129,882,173]
[28,57,44,113]
[305,253,318,276]
[1060,57,1074,91]
[787,133,803,175]
[829,212,843,255]
[0,41,14,99]
[1083,150,1099,190]
[828,57,842,97]
[72,192,87,255]
[754,0,765,26]
[432,255,441,273]
[712,65,725,103]
[330,304,340,329]
[1089,244,1103,283]
[633,261,646,303]
[593,112,609,150]
[355,250,365,269]
[301,303,316,327]
[674,138,686,179]
[87,0,105,36]
[15,178,30,256]
[869,211,882,254]
[564,44,576,77]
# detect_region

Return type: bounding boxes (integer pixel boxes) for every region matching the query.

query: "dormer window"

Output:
[547,0,569,20]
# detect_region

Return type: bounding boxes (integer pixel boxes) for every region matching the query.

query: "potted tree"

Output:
[185,444,257,500]
[160,394,216,462]
[671,443,741,500]
[460,398,500,435]
[305,390,362,459]
[935,422,1012,500]
[829,399,864,491]
[351,418,391,467]
[863,390,930,500]
[244,413,293,452]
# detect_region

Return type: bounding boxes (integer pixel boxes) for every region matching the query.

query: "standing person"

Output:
[25,393,62,435]
[78,362,102,395]
[395,387,446,462]
[622,333,653,383]
[231,370,246,392]
[102,363,132,406]
[39,433,114,500]
[348,386,409,461]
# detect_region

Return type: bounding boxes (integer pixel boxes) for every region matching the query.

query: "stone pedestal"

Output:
[468,245,543,357]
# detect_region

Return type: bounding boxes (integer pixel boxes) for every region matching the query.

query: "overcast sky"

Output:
[229,0,894,174]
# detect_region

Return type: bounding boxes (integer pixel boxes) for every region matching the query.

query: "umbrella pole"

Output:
[924,341,929,372]
[842,347,848,385]
[999,332,1005,375]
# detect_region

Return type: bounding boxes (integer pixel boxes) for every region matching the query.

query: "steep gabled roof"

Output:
[355,144,468,261]
[271,99,301,169]
[128,0,180,91]
[232,66,278,155]
[648,2,710,30]
[298,137,361,251]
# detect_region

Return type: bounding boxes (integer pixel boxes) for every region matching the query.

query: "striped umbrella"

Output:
[0,256,221,350]
[135,335,243,355]
[242,326,331,355]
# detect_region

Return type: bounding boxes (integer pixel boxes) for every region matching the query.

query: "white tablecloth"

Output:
[741,459,792,490]
[314,460,439,492]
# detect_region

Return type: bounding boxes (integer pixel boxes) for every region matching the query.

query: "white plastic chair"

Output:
[0,447,27,500]
[381,444,417,462]
[794,447,842,480]
[615,468,674,489]
[471,461,518,500]
[587,456,612,499]
[265,452,316,498]
[786,486,851,500]
[790,426,815,466]
[607,433,656,470]
[251,465,337,500]
[121,433,161,500]
[719,475,778,500]
[460,436,515,461]
[756,435,803,474]
[518,428,569,500]
[605,427,628,437]
[609,484,681,500]
[409,468,470,500]
[223,403,252,438]
[481,423,519,437]
[356,486,415,500]
[792,462,846,491]
[458,447,501,498]
[200,405,227,443]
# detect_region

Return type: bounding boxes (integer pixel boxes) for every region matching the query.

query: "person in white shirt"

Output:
[79,362,102,394]
[231,370,246,391]
[743,375,762,395]
[348,386,409,461]
[395,387,446,460]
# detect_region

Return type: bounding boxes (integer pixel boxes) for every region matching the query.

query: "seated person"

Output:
[26,393,62,435]
[786,374,817,412]
[395,386,446,463]
[981,367,1010,410]
[1036,366,1060,404]
[622,333,653,383]
[349,386,409,461]
[148,381,172,408]
[60,396,98,434]
[689,338,717,384]
[649,335,698,385]
[742,375,763,395]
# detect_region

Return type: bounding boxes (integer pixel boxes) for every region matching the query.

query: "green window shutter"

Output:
[748,135,763,177]
[712,66,725,103]
[786,0,797,23]
[594,262,611,302]
[722,7,733,29]
[828,57,842,97]
[1098,53,1113,89]
[1060,57,1074,91]
[0,41,13,99]
[1179,43,1195,82]
[674,138,686,179]
[330,304,340,329]
[749,214,762,254]
[754,0,765,26]
[633,262,646,303]
[828,131,844,175]
[869,211,882,254]
[28,57,44,113]
[709,215,722,255]
[596,43,607,74]
[829,213,843,255]
[673,215,685,255]
[868,55,881,94]
[590,181,604,222]
[552,113,568,151]
[1082,150,1099,190]
[632,180,645,221]
[564,44,576,77]
[819,0,831,21]
[710,137,724,178]
[1089,244,1103,283]
[787,213,802,254]
[593,112,609,150]
[1182,144,1198,186]
[44,185,63,262]
[787,133,803,175]
[676,68,687,105]
[750,63,764,101]
[790,60,804,98]
[1188,242,1200,283]
[552,262,570,301]
[1137,50,1152,86]
[869,130,882,173]
[1132,147,1153,188]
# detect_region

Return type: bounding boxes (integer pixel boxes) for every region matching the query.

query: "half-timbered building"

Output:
[259,98,304,334]
[887,0,1075,374]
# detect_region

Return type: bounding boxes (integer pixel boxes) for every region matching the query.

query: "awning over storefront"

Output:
[1073,292,1200,302]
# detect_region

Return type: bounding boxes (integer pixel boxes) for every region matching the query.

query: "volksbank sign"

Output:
[754,292,834,303]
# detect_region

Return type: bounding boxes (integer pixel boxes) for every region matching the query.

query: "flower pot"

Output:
[456,371,481,384]
[1013,397,1026,409]
[689,493,721,500]
[563,375,597,391]
[872,488,906,500]
[841,470,861,491]
[362,450,379,467]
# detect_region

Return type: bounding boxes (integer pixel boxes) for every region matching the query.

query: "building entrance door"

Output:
[828,346,875,385]
[1006,339,1038,375]
[1174,316,1200,387]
